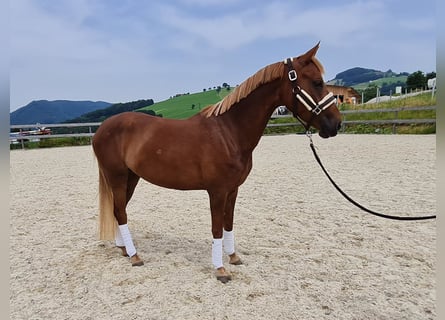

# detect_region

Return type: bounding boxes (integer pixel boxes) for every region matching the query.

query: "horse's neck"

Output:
[224,80,283,152]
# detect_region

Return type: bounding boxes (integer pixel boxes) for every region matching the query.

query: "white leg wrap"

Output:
[118,224,137,257]
[115,225,125,247]
[212,238,223,269]
[223,229,235,255]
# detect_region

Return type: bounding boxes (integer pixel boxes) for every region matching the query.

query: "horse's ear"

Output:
[299,42,320,64]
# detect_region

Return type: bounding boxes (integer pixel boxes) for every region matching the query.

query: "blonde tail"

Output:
[98,167,117,240]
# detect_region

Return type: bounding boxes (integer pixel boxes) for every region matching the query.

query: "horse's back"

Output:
[93,111,174,149]
[94,112,157,137]
[92,112,159,165]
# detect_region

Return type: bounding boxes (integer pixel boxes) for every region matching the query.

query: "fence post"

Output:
[20,129,25,150]
[393,109,398,134]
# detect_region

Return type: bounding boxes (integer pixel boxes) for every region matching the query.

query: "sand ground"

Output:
[10,134,436,320]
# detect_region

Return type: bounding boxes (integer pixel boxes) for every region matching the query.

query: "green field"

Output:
[352,75,408,91]
[138,88,233,119]
[265,92,436,135]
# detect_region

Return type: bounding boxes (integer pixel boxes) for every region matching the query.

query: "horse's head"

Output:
[281,43,342,138]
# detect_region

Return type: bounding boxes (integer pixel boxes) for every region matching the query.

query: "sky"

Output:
[10,0,436,112]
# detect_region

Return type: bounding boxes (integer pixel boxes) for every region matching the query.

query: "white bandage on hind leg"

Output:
[115,225,125,247]
[118,224,137,257]
[223,229,235,255]
[212,238,223,269]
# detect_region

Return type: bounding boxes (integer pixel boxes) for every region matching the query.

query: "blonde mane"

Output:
[201,56,324,118]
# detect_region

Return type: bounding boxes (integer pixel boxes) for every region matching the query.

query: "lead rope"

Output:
[306,132,436,221]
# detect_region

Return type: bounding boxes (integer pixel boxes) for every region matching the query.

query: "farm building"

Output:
[326,85,361,104]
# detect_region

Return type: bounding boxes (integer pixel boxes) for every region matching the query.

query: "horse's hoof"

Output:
[229,253,242,265]
[215,267,232,283]
[117,246,129,257]
[130,254,144,266]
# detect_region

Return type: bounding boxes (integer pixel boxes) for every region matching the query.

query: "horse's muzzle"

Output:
[319,119,342,138]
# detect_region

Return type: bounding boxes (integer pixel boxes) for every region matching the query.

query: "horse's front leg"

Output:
[224,188,242,266]
[208,190,232,283]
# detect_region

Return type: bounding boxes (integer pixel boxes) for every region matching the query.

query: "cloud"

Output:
[11,0,171,107]
[10,0,436,111]
[398,17,435,32]
[155,1,387,51]
[177,0,242,6]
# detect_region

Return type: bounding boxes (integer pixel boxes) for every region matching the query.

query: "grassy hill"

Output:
[327,67,409,98]
[328,67,408,86]
[352,75,408,91]
[138,88,234,119]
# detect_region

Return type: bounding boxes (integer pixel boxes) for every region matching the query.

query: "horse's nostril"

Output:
[337,121,342,131]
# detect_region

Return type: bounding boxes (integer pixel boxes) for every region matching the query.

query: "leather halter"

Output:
[284,58,337,131]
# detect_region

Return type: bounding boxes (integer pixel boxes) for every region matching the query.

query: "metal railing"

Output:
[9,122,101,149]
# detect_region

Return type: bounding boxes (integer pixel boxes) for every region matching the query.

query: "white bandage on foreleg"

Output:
[212,238,223,269]
[115,225,125,247]
[223,229,235,255]
[118,224,137,257]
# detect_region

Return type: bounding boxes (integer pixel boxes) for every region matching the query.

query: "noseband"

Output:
[284,58,337,130]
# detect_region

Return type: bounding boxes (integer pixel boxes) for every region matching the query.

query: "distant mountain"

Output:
[66,99,155,123]
[327,67,409,87]
[10,100,112,125]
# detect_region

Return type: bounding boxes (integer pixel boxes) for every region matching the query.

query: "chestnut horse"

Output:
[92,43,342,283]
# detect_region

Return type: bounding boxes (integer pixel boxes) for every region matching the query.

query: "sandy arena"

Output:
[10,134,436,319]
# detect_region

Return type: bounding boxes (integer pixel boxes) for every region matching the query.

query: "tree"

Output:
[406,71,426,90]
[379,80,406,96]
[426,72,436,80]
[137,109,157,117]
[361,83,381,103]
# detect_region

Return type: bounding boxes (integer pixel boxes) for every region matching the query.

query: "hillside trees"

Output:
[379,80,407,96]
[362,83,379,103]
[426,72,436,81]
[406,71,426,90]
[335,67,392,86]
[406,70,435,90]
[66,99,155,123]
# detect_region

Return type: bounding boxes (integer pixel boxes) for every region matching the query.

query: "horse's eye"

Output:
[313,80,323,88]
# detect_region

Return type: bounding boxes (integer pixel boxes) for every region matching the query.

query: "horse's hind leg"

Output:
[115,170,140,258]
[110,169,143,266]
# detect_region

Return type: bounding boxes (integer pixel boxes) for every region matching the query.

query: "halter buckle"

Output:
[312,105,322,115]
[288,70,297,82]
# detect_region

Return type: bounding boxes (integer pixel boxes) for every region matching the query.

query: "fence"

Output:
[270,105,436,133]
[10,106,436,148]
[9,122,101,149]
